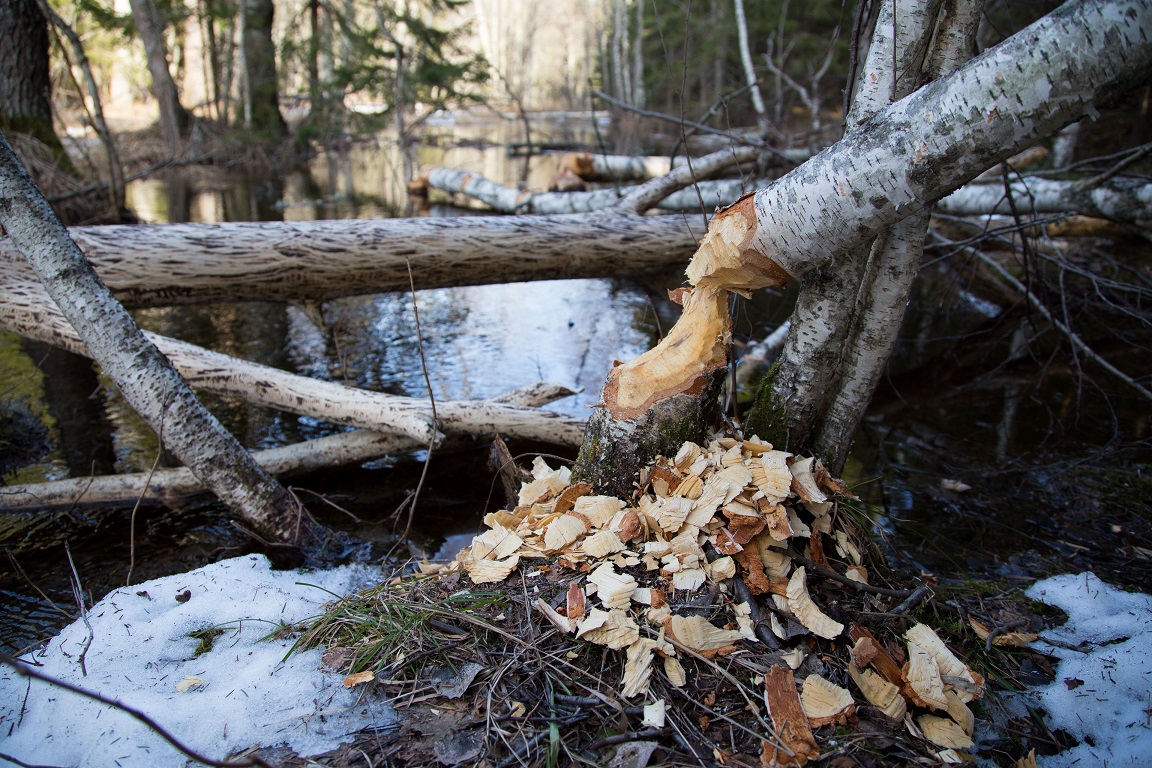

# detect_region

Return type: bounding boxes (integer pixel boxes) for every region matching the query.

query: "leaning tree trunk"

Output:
[575,0,1152,496]
[127,0,191,151]
[0,132,311,547]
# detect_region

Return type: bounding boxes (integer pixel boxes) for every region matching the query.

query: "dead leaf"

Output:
[430,661,484,699]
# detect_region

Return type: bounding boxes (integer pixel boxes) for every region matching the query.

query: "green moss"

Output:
[188,627,226,657]
[742,363,790,446]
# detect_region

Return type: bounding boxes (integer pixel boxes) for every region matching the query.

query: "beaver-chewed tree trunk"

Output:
[575,0,1152,493]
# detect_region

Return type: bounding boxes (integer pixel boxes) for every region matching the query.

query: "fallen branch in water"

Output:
[0,384,575,510]
[0,280,587,446]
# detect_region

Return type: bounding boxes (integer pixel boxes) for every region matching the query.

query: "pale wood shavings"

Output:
[574,495,625,529]
[969,616,1039,648]
[704,555,736,582]
[672,441,703,471]
[671,568,707,591]
[542,514,587,552]
[763,502,795,541]
[763,665,820,766]
[664,614,745,657]
[588,562,637,609]
[575,608,640,649]
[833,530,862,565]
[621,638,658,698]
[641,699,666,728]
[906,623,981,700]
[632,587,666,607]
[786,567,844,639]
[786,507,812,538]
[582,529,627,558]
[782,646,807,669]
[464,553,521,584]
[799,674,855,727]
[752,451,793,503]
[609,508,644,542]
[663,655,687,687]
[483,510,523,529]
[789,457,828,503]
[848,662,906,721]
[845,566,869,584]
[916,714,974,749]
[741,438,775,454]
[733,602,756,640]
[471,524,523,561]
[904,641,949,711]
[673,474,703,500]
[944,689,974,735]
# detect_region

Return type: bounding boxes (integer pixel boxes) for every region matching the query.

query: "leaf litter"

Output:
[298,435,997,766]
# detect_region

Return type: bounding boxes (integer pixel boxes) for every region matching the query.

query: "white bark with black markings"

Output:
[0,132,307,545]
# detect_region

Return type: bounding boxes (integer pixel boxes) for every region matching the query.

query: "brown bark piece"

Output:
[735,545,773,595]
[762,665,819,766]
[849,624,911,694]
[553,481,593,516]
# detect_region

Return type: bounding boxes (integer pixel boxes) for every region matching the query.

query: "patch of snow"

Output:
[0,554,394,767]
[1024,572,1152,767]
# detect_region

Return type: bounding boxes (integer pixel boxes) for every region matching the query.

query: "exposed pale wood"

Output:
[0,212,700,309]
[0,279,588,445]
[0,383,573,510]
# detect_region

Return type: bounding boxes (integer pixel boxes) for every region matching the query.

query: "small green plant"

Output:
[188,626,226,657]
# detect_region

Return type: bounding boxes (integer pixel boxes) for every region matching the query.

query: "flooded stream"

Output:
[2,115,1149,654]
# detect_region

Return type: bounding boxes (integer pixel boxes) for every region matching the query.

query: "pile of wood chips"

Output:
[435,437,986,765]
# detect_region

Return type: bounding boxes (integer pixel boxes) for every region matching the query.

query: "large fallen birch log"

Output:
[0,383,574,510]
[0,212,699,309]
[0,280,587,446]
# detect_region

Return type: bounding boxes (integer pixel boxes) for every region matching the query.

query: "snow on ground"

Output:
[1024,572,1152,767]
[0,554,395,767]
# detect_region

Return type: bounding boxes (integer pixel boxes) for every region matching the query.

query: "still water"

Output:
[2,116,1149,653]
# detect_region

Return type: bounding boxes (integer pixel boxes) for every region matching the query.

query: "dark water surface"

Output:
[2,117,1149,653]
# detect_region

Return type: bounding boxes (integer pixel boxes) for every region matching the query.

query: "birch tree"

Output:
[575,0,1152,495]
[127,0,192,150]
[0,132,312,548]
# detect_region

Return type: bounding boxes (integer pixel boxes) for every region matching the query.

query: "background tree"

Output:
[127,0,192,150]
[0,0,74,170]
[240,0,286,139]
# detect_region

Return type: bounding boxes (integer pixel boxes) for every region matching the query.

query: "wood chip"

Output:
[621,638,657,698]
[969,616,1038,647]
[944,689,974,735]
[751,451,793,503]
[904,641,949,710]
[553,481,593,516]
[567,581,586,620]
[763,665,819,766]
[788,457,828,504]
[588,561,637,609]
[665,615,744,657]
[542,514,587,552]
[582,529,626,558]
[663,656,687,687]
[471,524,523,561]
[575,608,640,649]
[704,555,736,582]
[642,699,666,728]
[917,714,974,749]
[574,495,626,529]
[906,623,981,701]
[799,674,855,727]
[464,553,520,584]
[847,662,906,721]
[786,567,844,639]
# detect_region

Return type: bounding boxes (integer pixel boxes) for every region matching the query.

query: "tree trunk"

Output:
[0,278,587,447]
[127,0,191,151]
[241,0,286,140]
[576,0,1152,492]
[936,178,1151,223]
[734,0,768,128]
[0,0,73,170]
[0,133,310,547]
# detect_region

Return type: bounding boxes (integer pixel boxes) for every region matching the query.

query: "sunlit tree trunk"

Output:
[576,0,1152,495]
[0,132,311,547]
[127,0,191,151]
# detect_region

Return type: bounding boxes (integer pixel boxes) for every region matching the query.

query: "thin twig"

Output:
[954,238,1152,402]
[127,448,163,587]
[890,584,932,615]
[62,542,92,677]
[0,652,273,768]
[766,544,914,598]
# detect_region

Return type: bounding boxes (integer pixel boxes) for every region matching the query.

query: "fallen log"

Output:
[0,211,700,309]
[423,167,766,214]
[0,280,587,446]
[558,148,814,181]
[0,383,574,510]
[937,177,1152,224]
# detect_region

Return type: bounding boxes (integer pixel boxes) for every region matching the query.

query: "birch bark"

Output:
[577,0,1152,491]
[0,133,310,546]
